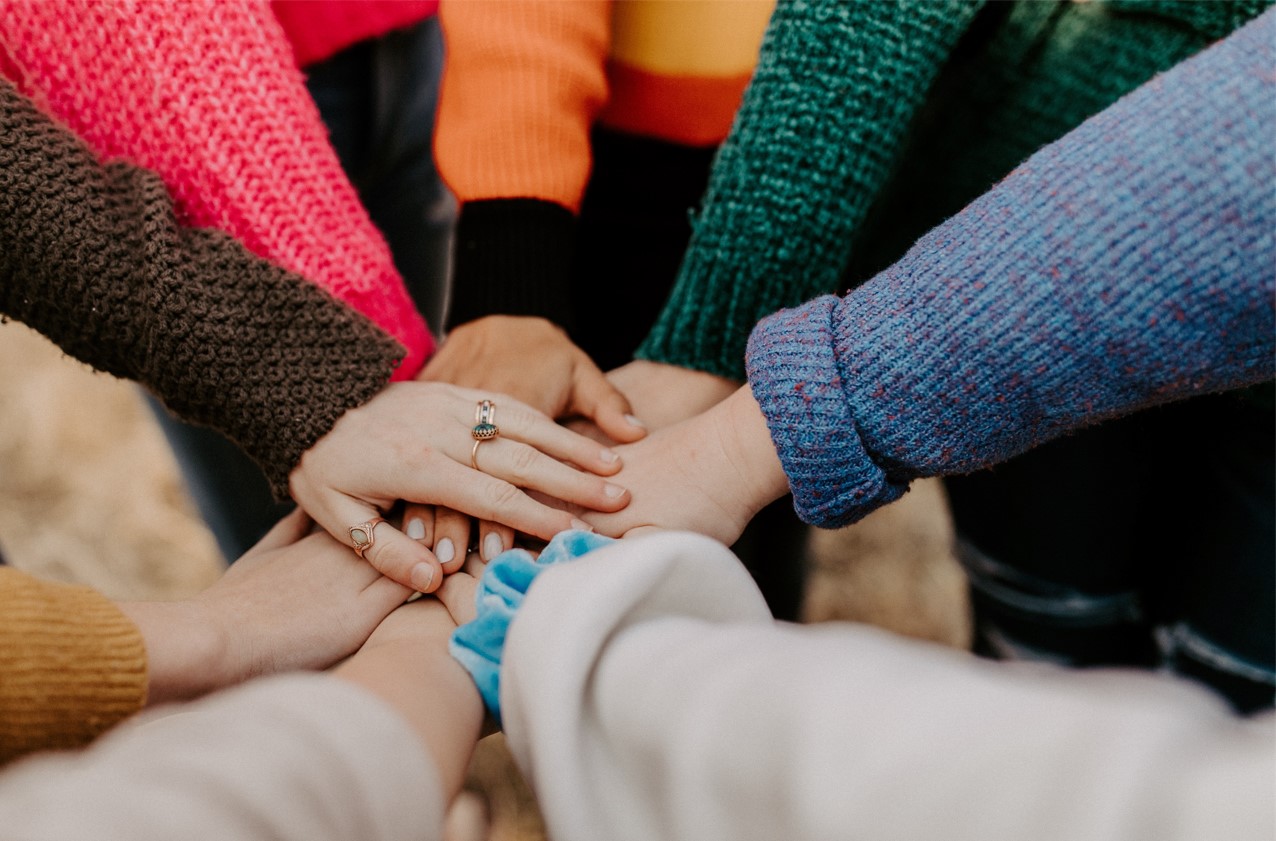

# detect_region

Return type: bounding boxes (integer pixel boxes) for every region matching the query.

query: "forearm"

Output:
[748,12,1276,526]
[0,0,433,375]
[637,0,984,379]
[115,601,224,707]
[0,79,402,495]
[334,602,483,798]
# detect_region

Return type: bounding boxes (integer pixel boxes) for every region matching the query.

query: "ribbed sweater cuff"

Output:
[0,570,147,764]
[635,251,755,381]
[446,199,577,331]
[745,296,907,528]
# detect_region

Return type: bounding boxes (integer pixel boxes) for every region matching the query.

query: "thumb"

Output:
[571,361,647,443]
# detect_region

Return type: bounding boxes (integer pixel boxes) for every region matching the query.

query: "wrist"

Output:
[118,599,230,705]
[335,603,483,796]
[714,385,790,517]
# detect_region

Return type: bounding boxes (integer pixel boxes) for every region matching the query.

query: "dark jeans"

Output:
[151,19,453,562]
[951,390,1275,712]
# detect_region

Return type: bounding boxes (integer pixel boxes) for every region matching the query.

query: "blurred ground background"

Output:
[0,318,970,840]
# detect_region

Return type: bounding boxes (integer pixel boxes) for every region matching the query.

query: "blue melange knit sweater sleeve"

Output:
[745,11,1275,529]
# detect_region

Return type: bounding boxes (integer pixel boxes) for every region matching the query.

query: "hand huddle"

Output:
[284,314,776,595]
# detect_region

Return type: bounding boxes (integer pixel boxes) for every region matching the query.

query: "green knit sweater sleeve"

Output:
[637,0,984,380]
[0,79,403,498]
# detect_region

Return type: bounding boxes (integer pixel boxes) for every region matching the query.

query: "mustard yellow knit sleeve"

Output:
[0,568,147,764]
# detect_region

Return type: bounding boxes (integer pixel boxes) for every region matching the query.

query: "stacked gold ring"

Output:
[471,400,499,470]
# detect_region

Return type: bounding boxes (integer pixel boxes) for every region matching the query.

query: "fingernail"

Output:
[604,483,626,499]
[405,517,426,541]
[625,413,646,428]
[482,532,503,561]
[410,562,435,592]
[436,538,455,564]
[601,449,620,464]
[570,518,594,533]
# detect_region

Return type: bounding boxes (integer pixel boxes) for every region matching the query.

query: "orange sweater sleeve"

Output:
[0,569,147,764]
[435,0,611,211]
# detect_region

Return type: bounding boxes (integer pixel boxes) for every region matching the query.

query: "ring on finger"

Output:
[471,400,500,470]
[348,517,386,559]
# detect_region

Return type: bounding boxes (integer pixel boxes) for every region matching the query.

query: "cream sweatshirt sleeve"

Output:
[0,675,443,841]
[501,532,1275,841]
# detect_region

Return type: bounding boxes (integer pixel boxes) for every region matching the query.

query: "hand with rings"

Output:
[289,381,631,593]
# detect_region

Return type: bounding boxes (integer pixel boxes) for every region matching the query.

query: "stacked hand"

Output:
[414,316,648,564]
[120,509,412,705]
[289,380,631,592]
[580,385,790,545]
[287,315,771,596]
[416,317,766,548]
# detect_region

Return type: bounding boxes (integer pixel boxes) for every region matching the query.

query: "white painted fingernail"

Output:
[570,518,594,533]
[604,483,626,499]
[482,532,503,561]
[625,413,646,428]
[406,517,426,540]
[410,562,435,592]
[436,538,455,564]
[601,449,620,464]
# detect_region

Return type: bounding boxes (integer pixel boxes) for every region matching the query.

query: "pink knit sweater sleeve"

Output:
[0,0,433,378]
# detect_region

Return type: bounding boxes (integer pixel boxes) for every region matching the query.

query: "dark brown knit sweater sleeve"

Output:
[0,80,403,497]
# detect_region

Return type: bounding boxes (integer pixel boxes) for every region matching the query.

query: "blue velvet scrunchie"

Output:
[449,529,614,724]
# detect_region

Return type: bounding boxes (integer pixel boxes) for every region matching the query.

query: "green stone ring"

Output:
[471,400,499,470]
[471,422,499,440]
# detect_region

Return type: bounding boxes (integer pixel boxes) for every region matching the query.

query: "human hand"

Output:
[120,509,411,706]
[420,316,648,441]
[581,385,790,544]
[606,359,740,431]
[289,381,631,592]
[415,318,647,565]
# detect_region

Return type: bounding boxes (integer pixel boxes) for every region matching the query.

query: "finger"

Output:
[489,400,623,476]
[330,496,442,594]
[478,520,514,562]
[621,524,665,540]
[563,416,618,447]
[432,505,471,574]
[434,572,480,627]
[361,574,415,610]
[570,363,647,444]
[463,547,487,578]
[402,503,434,547]
[417,457,591,543]
[476,437,630,513]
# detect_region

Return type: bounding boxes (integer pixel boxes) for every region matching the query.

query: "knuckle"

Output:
[484,479,523,512]
[507,444,540,481]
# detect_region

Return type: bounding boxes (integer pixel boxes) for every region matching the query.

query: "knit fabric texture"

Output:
[0,568,147,764]
[745,11,1276,528]
[639,0,1271,380]
[446,199,579,329]
[0,0,433,377]
[436,0,770,331]
[0,79,403,497]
